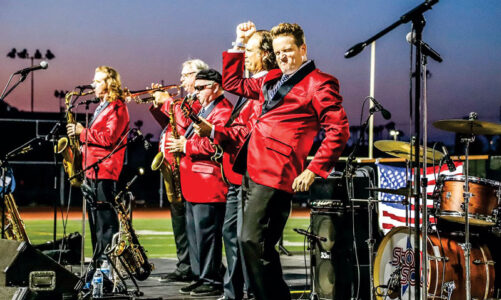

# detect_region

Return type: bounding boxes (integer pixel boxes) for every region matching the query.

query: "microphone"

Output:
[76,84,94,90]
[344,42,367,59]
[14,61,49,75]
[293,228,327,242]
[406,32,443,63]
[369,97,392,120]
[134,129,152,150]
[441,144,456,172]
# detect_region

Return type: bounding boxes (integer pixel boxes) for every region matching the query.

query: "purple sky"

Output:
[2,0,500,145]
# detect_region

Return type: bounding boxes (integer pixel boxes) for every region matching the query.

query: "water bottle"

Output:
[100,260,111,280]
[92,269,103,298]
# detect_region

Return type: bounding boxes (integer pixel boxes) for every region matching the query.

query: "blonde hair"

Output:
[182,59,209,73]
[95,66,124,102]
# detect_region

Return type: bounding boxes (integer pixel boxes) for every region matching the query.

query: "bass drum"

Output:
[374,227,495,300]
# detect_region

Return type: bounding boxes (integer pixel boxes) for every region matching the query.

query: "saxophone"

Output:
[110,191,153,281]
[3,193,30,243]
[151,99,182,204]
[55,91,92,187]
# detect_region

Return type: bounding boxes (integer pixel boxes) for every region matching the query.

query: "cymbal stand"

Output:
[421,55,429,300]
[460,112,477,300]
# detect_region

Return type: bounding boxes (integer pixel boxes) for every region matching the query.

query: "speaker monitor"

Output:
[311,208,377,300]
[0,239,79,298]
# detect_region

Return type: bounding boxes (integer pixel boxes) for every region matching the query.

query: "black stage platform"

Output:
[89,256,310,300]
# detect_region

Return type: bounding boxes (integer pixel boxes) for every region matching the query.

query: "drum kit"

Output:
[369,118,501,300]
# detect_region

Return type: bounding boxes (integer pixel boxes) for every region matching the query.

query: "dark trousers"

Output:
[185,201,225,285]
[240,172,292,300]
[170,200,192,275]
[81,179,119,267]
[222,184,250,299]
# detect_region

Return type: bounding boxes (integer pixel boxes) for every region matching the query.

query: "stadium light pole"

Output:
[7,48,55,112]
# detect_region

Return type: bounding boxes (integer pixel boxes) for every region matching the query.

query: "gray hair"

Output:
[182,59,209,72]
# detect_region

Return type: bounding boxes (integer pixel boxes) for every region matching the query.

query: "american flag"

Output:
[376,162,463,234]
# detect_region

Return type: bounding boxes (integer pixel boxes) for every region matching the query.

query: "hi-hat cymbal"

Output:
[433,119,501,135]
[374,140,444,163]
[366,187,412,197]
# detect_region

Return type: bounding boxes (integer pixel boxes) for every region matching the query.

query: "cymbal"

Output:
[374,140,444,163]
[433,119,501,135]
[366,187,412,197]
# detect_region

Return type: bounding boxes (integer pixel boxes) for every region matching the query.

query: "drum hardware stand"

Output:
[459,112,478,300]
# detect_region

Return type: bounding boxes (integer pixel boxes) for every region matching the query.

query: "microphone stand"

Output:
[344,105,379,300]
[46,122,63,248]
[294,228,327,300]
[0,72,29,102]
[345,2,440,298]
[0,136,45,238]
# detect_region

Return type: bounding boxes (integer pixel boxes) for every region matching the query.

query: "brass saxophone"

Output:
[151,99,182,204]
[110,192,153,281]
[55,91,92,187]
[3,193,30,243]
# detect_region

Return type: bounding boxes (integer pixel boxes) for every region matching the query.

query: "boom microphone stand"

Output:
[345,2,440,298]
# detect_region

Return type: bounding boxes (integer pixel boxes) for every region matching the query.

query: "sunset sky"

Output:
[2,0,500,145]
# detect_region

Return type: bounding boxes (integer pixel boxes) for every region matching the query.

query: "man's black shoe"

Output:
[159,271,194,283]
[190,283,223,297]
[179,280,203,294]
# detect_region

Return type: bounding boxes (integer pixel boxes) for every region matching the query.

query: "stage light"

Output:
[7,48,16,58]
[45,50,55,60]
[34,49,42,59]
[17,49,28,59]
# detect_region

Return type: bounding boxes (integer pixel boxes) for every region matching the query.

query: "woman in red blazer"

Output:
[67,66,129,272]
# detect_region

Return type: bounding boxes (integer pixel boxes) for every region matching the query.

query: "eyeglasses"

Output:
[194,83,213,91]
[181,72,196,79]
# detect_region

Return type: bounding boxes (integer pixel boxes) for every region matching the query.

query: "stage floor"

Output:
[93,255,310,300]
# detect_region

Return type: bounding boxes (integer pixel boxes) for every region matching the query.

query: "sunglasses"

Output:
[194,83,213,91]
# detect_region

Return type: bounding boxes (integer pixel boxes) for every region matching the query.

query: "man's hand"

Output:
[66,123,84,137]
[235,21,256,47]
[150,83,172,107]
[194,117,214,138]
[167,136,187,153]
[292,169,316,192]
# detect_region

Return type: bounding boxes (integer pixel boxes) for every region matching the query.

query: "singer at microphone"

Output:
[64,66,130,265]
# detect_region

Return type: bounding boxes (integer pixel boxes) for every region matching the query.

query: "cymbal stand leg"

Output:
[367,197,376,300]
[461,132,474,300]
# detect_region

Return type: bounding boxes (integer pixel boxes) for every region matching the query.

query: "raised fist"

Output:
[235,21,256,44]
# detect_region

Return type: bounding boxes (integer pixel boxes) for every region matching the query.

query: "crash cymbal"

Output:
[374,140,444,163]
[366,187,412,197]
[433,119,501,135]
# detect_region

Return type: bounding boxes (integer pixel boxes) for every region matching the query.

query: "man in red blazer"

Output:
[66,66,129,270]
[167,69,233,297]
[222,22,350,300]
[194,29,278,300]
[149,59,207,284]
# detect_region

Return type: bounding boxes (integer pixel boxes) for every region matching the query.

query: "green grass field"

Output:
[24,216,310,258]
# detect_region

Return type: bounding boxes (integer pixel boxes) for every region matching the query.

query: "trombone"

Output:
[124,85,181,104]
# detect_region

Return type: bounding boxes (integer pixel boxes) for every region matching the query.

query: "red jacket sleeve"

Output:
[222,51,263,99]
[80,101,129,148]
[213,100,255,150]
[149,101,170,128]
[307,76,350,178]
[185,101,232,159]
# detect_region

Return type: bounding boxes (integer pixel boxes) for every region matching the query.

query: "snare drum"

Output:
[436,175,500,226]
[374,226,495,300]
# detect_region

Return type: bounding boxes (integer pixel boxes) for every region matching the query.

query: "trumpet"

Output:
[124,85,181,104]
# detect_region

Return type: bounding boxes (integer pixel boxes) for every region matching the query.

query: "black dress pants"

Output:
[82,179,119,267]
[170,200,192,275]
[239,172,292,300]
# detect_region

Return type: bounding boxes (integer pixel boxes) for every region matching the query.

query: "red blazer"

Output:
[213,99,261,185]
[80,99,130,181]
[222,51,350,193]
[180,96,233,203]
[149,98,201,164]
